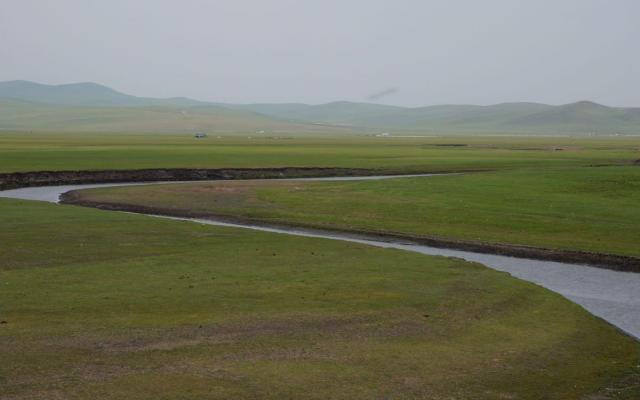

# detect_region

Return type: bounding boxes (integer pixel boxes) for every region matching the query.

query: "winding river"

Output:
[1,174,639,339]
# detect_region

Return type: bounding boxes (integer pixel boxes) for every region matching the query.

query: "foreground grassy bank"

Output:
[1,132,639,173]
[1,198,639,399]
[70,166,640,259]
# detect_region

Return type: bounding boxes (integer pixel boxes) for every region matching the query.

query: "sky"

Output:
[1,0,639,107]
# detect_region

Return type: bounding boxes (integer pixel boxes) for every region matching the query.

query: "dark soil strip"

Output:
[0,167,378,190]
[61,192,640,273]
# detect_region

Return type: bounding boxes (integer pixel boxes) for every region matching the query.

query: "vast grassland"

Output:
[72,166,640,258]
[2,132,640,398]
[1,198,639,399]
[0,132,638,173]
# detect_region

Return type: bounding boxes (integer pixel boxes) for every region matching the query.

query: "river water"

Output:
[1,175,638,339]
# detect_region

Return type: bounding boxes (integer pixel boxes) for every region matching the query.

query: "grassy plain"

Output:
[0,132,639,173]
[73,165,640,258]
[1,198,639,399]
[2,132,640,398]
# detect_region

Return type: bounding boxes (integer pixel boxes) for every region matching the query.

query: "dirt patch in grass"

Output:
[45,313,434,354]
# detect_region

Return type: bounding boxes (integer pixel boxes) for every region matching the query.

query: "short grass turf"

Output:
[1,133,639,173]
[73,165,640,258]
[1,198,639,399]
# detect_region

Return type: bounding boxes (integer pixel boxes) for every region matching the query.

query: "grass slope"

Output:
[234,100,640,134]
[230,101,407,126]
[0,80,208,107]
[0,99,351,134]
[71,166,640,258]
[1,198,638,399]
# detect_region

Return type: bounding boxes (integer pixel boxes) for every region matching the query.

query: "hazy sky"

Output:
[1,0,639,106]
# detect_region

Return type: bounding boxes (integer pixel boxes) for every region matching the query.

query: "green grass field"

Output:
[0,132,638,173]
[2,132,640,399]
[72,165,640,258]
[1,198,639,399]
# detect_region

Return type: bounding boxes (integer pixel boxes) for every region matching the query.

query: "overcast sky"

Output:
[1,0,639,106]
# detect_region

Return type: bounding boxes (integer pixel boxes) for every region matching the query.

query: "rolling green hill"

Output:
[235,100,640,134]
[226,101,407,127]
[0,80,208,107]
[0,98,351,134]
[2,80,640,134]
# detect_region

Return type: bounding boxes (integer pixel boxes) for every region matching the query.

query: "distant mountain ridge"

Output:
[231,100,640,134]
[1,80,639,134]
[0,80,210,108]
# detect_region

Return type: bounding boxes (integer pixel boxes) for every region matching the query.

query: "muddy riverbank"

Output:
[0,167,377,190]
